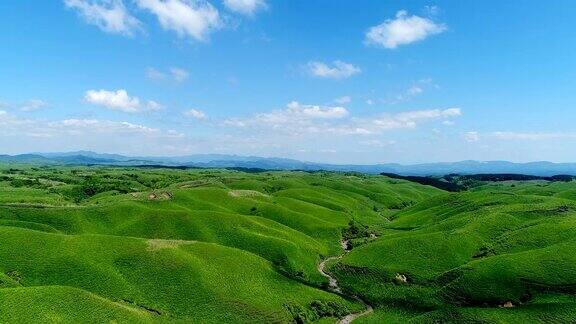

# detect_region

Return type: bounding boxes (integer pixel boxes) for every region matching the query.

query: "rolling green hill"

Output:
[1,164,575,323]
[0,165,439,323]
[331,181,576,323]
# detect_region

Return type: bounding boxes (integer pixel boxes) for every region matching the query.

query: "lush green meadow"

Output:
[332,180,576,323]
[0,165,575,323]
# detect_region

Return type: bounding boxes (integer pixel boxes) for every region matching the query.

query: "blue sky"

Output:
[1,0,575,163]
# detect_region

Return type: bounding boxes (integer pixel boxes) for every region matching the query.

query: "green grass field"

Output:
[1,165,575,323]
[332,181,576,323]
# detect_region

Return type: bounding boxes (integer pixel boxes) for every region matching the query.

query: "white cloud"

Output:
[184,108,207,119]
[21,99,48,112]
[136,0,221,41]
[64,0,142,36]
[170,67,190,82]
[224,102,460,138]
[223,0,266,16]
[394,108,460,123]
[146,67,167,80]
[365,10,446,49]
[84,89,162,113]
[358,139,396,148]
[492,131,576,141]
[334,96,352,105]
[354,108,461,134]
[146,67,189,82]
[464,131,480,142]
[307,61,361,80]
[223,101,349,135]
[58,118,159,134]
[462,131,576,142]
[0,110,191,154]
[286,101,348,119]
[383,79,436,104]
[146,100,164,111]
[0,111,162,138]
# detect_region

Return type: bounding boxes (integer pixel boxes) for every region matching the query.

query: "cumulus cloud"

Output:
[223,101,349,134]
[365,10,446,49]
[224,102,460,138]
[285,101,348,119]
[84,89,163,113]
[184,108,207,119]
[223,0,266,16]
[307,61,361,80]
[136,0,221,41]
[346,108,461,135]
[64,0,142,36]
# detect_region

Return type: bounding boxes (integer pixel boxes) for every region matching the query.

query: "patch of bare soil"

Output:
[180,180,214,188]
[147,191,173,201]
[146,239,197,251]
[228,190,268,198]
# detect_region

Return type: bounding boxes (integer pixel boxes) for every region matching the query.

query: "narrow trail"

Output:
[317,240,374,324]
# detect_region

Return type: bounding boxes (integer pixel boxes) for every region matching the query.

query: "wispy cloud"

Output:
[493,131,576,141]
[146,67,190,82]
[307,61,361,80]
[84,89,163,113]
[365,10,446,49]
[382,78,437,104]
[223,0,267,16]
[64,0,142,36]
[183,108,207,120]
[463,131,576,142]
[20,99,49,112]
[0,110,186,154]
[136,0,221,41]
[364,79,438,106]
[334,96,352,105]
[463,131,480,142]
[170,67,190,82]
[358,139,396,148]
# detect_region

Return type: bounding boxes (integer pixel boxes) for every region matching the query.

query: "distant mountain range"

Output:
[2,151,576,176]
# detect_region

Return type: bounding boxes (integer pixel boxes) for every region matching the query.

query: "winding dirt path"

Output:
[317,240,374,324]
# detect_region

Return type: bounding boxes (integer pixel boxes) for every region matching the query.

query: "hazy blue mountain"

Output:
[4,152,576,176]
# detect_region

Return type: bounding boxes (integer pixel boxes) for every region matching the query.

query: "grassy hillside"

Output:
[0,165,440,323]
[2,164,575,323]
[331,181,576,323]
